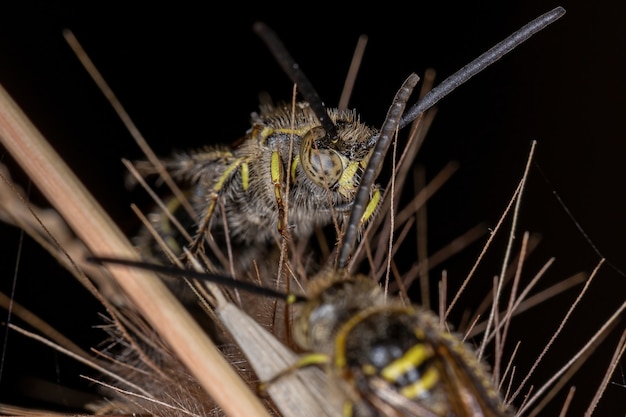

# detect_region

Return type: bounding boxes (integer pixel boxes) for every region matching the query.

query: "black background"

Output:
[0,1,624,416]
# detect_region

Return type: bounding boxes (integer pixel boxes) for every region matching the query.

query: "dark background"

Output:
[0,1,624,416]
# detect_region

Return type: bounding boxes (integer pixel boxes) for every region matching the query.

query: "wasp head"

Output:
[298,108,378,201]
[292,270,385,353]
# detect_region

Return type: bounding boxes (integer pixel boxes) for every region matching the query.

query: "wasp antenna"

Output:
[253,22,339,141]
[87,256,307,303]
[338,73,420,270]
[399,6,566,130]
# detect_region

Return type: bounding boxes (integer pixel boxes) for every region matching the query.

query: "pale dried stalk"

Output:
[0,292,91,360]
[0,83,270,417]
[218,303,340,417]
[8,324,152,397]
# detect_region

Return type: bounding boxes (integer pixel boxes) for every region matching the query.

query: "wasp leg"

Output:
[189,156,248,254]
[257,352,330,393]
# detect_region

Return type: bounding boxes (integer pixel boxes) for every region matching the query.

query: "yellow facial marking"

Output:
[257,126,275,144]
[336,160,360,198]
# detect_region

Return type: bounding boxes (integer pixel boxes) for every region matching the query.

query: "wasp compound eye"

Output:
[300,126,345,188]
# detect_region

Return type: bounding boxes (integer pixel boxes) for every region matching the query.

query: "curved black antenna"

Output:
[253,22,339,141]
[399,6,566,129]
[337,6,566,270]
[87,256,308,303]
[337,73,420,269]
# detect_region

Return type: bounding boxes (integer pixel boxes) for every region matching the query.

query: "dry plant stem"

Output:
[491,276,503,388]
[275,84,298,295]
[9,324,151,397]
[0,403,69,416]
[218,199,238,284]
[367,111,435,271]
[461,313,482,344]
[501,230,530,351]
[393,223,486,294]
[558,387,576,417]
[0,169,74,257]
[218,303,341,417]
[389,109,435,211]
[503,366,516,410]
[131,203,182,264]
[338,34,368,112]
[0,84,271,417]
[493,230,531,385]
[478,140,536,360]
[470,233,542,325]
[382,129,399,299]
[0,292,91,360]
[516,388,533,417]
[63,29,195,219]
[525,325,609,417]
[125,158,231,270]
[511,272,585,314]
[438,272,447,327]
[516,263,626,415]
[446,184,519,317]
[0,169,123,303]
[82,375,202,417]
[391,106,436,210]
[389,259,411,303]
[123,159,193,243]
[500,341,521,394]
[389,160,458,237]
[509,259,604,406]
[0,176,177,385]
[469,268,589,339]
[373,160,458,276]
[415,165,430,309]
[340,72,420,270]
[445,140,535,321]
[583,329,626,417]
[1,168,146,360]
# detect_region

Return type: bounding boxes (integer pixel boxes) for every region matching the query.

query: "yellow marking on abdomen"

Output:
[380,343,431,382]
[400,366,440,399]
